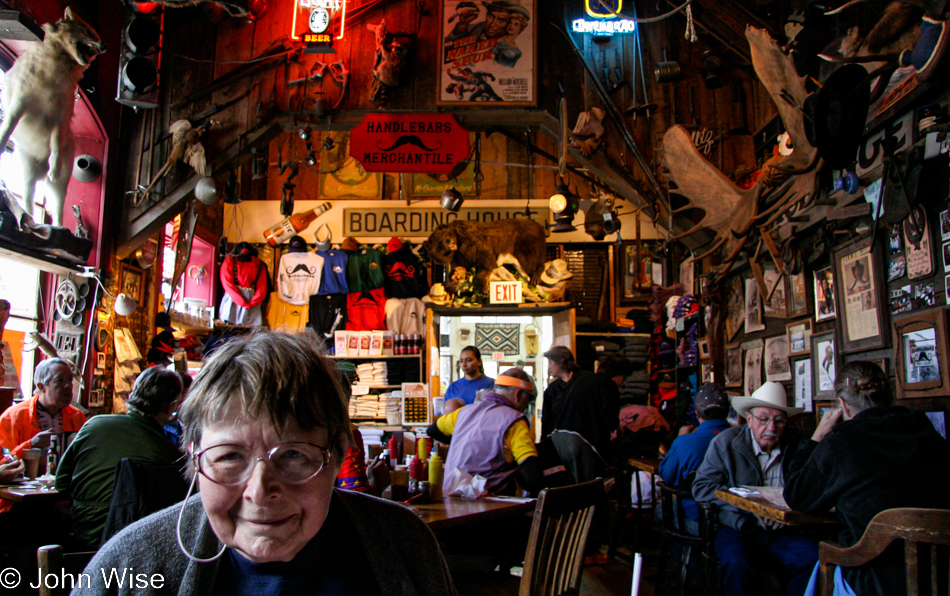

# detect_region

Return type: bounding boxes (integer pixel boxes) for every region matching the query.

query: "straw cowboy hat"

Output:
[421,283,451,305]
[731,380,804,417]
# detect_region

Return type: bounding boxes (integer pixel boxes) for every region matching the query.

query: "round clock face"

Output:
[309,8,330,34]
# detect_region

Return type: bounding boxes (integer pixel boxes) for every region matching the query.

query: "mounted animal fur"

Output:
[369,19,412,106]
[424,219,547,295]
[0,7,104,230]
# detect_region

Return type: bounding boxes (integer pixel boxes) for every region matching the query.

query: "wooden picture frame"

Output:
[786,271,810,317]
[893,308,949,399]
[437,0,537,106]
[815,401,837,425]
[764,335,792,382]
[786,319,813,356]
[762,265,787,319]
[834,236,889,354]
[814,265,836,322]
[618,241,655,304]
[725,344,743,387]
[118,263,145,304]
[725,276,744,341]
[811,330,837,400]
[698,337,711,360]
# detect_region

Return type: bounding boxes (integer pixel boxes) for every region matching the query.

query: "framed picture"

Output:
[815,401,837,425]
[745,277,765,333]
[905,207,933,280]
[893,308,949,399]
[786,271,810,317]
[744,345,763,395]
[811,330,837,399]
[941,209,950,242]
[409,164,476,197]
[814,265,836,322]
[834,236,888,354]
[698,338,711,360]
[438,0,537,106]
[725,276,744,341]
[118,263,145,304]
[786,320,813,356]
[792,357,813,412]
[764,335,792,382]
[618,242,655,303]
[763,266,787,318]
[725,344,743,387]
[701,361,713,384]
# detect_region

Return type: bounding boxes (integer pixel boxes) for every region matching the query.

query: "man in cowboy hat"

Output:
[692,381,817,596]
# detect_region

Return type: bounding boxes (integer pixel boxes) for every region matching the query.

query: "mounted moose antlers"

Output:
[662,26,825,283]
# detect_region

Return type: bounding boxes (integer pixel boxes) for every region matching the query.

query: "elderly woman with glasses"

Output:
[81,331,455,595]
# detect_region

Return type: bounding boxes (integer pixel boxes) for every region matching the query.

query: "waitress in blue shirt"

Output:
[444,346,495,405]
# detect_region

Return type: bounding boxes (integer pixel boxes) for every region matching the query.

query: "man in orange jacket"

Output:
[0,358,85,513]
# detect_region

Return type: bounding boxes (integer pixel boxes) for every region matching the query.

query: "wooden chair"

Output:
[819,508,950,596]
[655,478,720,596]
[36,545,96,596]
[519,478,604,596]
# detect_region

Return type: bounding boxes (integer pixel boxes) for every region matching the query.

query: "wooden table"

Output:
[627,457,662,475]
[715,487,839,526]
[412,496,536,531]
[0,484,62,503]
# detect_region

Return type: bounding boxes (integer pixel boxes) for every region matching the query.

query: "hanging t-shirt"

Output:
[277,252,325,305]
[317,249,349,295]
[346,249,385,293]
[345,288,387,331]
[383,246,426,298]
[266,292,310,332]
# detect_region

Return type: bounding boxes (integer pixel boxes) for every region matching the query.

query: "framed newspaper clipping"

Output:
[833,236,888,354]
[438,0,537,106]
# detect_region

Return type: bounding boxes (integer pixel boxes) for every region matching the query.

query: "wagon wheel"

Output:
[55,279,80,321]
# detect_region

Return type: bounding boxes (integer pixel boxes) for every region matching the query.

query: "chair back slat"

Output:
[37,545,97,596]
[819,508,950,596]
[519,479,603,596]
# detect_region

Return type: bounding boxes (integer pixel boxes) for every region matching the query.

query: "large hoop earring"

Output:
[176,472,227,563]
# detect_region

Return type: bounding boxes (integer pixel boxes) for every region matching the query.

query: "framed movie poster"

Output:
[814,265,836,322]
[834,236,888,354]
[811,331,837,400]
[438,0,537,106]
[763,266,787,319]
[893,308,949,399]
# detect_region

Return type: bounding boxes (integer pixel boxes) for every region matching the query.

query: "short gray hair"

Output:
[34,358,72,387]
[126,366,183,418]
[178,331,351,475]
[835,360,891,413]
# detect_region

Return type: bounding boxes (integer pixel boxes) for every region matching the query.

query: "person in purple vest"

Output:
[427,368,547,496]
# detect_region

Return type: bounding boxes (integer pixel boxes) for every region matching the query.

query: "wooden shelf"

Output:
[330,354,420,359]
[353,384,403,389]
[575,331,650,338]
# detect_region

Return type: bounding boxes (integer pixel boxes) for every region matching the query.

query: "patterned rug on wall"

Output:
[476,323,520,356]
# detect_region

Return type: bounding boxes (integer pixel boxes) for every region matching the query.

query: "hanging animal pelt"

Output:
[369,19,412,106]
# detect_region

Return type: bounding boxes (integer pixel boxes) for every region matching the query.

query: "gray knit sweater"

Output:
[73,490,457,595]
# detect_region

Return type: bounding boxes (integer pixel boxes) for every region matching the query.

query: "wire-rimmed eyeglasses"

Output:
[748,413,787,427]
[192,442,330,486]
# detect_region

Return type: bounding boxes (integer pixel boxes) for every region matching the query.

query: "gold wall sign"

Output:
[343,207,547,236]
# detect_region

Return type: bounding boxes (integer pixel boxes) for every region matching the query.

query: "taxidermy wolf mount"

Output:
[0,7,104,231]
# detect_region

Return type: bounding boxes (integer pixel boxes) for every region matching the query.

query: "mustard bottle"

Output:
[428,448,443,501]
